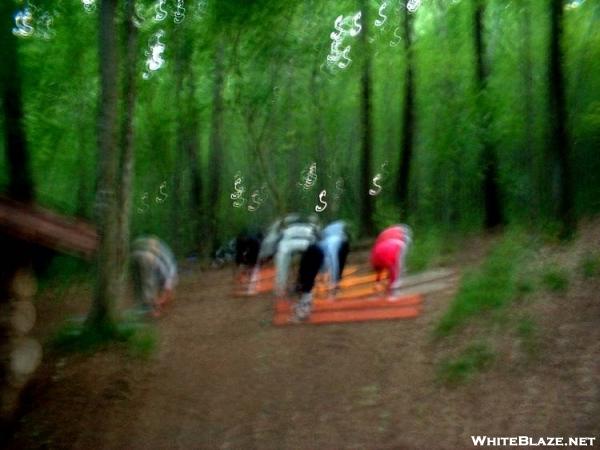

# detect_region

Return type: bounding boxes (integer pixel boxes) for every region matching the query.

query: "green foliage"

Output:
[436,342,495,385]
[37,255,93,292]
[2,0,600,258]
[51,317,157,358]
[515,277,535,296]
[436,233,530,336]
[579,251,600,278]
[541,268,570,293]
[405,228,456,272]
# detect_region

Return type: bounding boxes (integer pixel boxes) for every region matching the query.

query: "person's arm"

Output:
[156,288,172,309]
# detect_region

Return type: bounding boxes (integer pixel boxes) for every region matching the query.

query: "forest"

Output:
[1,0,599,448]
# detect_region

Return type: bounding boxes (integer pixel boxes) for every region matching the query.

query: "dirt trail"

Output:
[7,237,600,449]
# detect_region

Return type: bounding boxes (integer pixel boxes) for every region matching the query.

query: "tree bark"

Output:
[116,0,138,289]
[548,0,575,238]
[0,0,33,203]
[396,7,415,218]
[0,0,37,427]
[520,0,540,219]
[358,0,375,236]
[89,0,120,329]
[208,39,225,252]
[185,73,204,252]
[473,0,503,228]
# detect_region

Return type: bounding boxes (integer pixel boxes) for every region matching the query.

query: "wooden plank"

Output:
[273,304,421,326]
[390,277,460,297]
[0,196,98,257]
[275,294,422,314]
[236,268,457,299]
[394,268,455,288]
[315,268,456,299]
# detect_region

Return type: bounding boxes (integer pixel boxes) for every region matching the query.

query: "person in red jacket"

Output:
[370,224,412,292]
[374,224,412,247]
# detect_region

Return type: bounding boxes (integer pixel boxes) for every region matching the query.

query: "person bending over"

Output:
[370,226,411,293]
[293,220,350,321]
[274,215,320,297]
[318,220,350,294]
[234,231,263,282]
[131,236,177,317]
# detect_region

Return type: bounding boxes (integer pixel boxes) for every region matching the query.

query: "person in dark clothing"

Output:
[293,220,350,321]
[294,243,325,321]
[235,233,262,268]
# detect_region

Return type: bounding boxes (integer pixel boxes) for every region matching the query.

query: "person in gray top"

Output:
[131,236,177,317]
[257,214,320,296]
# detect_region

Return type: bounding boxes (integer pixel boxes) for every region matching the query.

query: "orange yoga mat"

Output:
[239,264,360,285]
[275,294,422,314]
[237,266,276,285]
[273,304,422,326]
[235,265,361,296]
[315,284,385,301]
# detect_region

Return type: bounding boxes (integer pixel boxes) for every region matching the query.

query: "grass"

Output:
[406,228,459,272]
[579,252,600,278]
[541,268,569,293]
[51,315,158,359]
[436,342,495,385]
[406,231,443,272]
[435,233,532,337]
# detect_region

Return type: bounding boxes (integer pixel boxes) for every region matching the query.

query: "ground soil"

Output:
[5,226,600,449]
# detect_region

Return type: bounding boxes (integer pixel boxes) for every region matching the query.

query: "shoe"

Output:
[291,303,310,323]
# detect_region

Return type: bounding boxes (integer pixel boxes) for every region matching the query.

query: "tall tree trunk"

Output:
[184,65,203,252]
[116,0,138,288]
[172,27,203,254]
[358,0,375,236]
[76,119,90,217]
[520,0,540,220]
[473,0,503,228]
[0,0,37,426]
[396,6,415,218]
[89,0,120,329]
[548,0,575,237]
[310,62,327,179]
[173,29,187,255]
[1,1,33,203]
[208,39,225,252]
[285,80,301,212]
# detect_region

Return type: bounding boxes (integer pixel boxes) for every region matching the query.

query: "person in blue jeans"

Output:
[318,220,350,294]
[294,220,350,321]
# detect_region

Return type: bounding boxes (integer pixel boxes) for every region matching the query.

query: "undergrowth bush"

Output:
[435,231,534,336]
[51,316,157,359]
[436,342,495,385]
[541,268,569,293]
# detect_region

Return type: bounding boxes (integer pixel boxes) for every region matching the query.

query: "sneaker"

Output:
[299,292,313,308]
[291,303,310,323]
